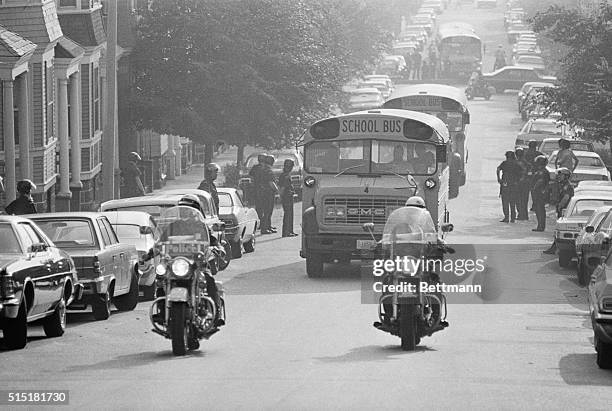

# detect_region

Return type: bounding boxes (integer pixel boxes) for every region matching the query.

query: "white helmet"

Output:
[405,196,425,208]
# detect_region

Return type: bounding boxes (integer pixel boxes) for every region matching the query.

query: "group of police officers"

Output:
[496,138,577,234]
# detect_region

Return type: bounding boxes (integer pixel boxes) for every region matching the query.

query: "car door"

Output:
[96,218,123,292]
[102,217,133,291]
[234,191,250,240]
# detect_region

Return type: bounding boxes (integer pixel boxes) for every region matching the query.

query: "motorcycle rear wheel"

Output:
[399,304,419,351]
[170,303,188,356]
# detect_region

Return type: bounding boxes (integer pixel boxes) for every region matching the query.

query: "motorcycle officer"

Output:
[156,201,225,328]
[198,163,220,212]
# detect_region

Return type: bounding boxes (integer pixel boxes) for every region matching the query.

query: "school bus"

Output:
[384,84,470,198]
[437,22,483,78]
[300,109,451,277]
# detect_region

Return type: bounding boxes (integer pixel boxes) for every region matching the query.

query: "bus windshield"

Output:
[304,139,437,176]
[440,37,482,60]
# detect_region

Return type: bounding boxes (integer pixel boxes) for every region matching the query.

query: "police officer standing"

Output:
[515,147,530,220]
[496,151,521,223]
[524,140,543,211]
[278,159,298,237]
[249,154,267,224]
[5,180,37,215]
[122,152,146,198]
[260,155,278,234]
[198,163,220,212]
[531,155,550,231]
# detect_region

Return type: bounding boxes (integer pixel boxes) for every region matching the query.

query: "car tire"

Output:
[231,240,243,259]
[244,236,255,253]
[558,251,572,268]
[306,254,324,278]
[596,335,612,369]
[114,271,139,311]
[92,290,112,320]
[42,295,66,338]
[4,300,27,349]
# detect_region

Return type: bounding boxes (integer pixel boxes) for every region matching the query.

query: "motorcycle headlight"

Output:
[155,263,167,276]
[425,178,437,189]
[171,258,191,277]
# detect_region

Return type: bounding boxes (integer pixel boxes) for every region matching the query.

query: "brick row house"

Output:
[0,0,106,212]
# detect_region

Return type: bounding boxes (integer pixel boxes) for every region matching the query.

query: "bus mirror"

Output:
[463,112,470,125]
[436,145,447,163]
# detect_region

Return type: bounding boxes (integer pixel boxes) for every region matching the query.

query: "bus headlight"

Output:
[304,176,316,187]
[326,205,346,217]
[425,178,437,189]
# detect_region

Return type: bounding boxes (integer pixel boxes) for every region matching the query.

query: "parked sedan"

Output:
[483,66,556,93]
[217,188,259,258]
[576,206,612,285]
[587,249,612,368]
[103,211,161,300]
[30,213,139,321]
[547,150,610,184]
[0,216,81,349]
[515,118,566,148]
[345,88,384,112]
[514,55,546,74]
[358,80,391,99]
[538,138,594,157]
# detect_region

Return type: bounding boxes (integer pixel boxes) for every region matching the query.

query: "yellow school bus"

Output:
[300,109,451,277]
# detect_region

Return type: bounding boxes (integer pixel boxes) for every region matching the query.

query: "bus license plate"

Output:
[357,240,376,250]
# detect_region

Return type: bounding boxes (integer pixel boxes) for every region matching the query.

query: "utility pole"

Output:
[102,0,118,201]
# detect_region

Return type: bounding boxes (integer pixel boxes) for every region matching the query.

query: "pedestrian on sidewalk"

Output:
[279,159,298,237]
[515,147,530,220]
[198,163,220,213]
[531,155,550,231]
[249,153,267,223]
[497,151,522,223]
[5,179,37,215]
[260,155,278,234]
[524,140,544,211]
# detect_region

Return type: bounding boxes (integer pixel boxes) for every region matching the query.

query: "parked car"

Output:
[358,80,392,99]
[239,148,304,205]
[375,56,406,78]
[587,249,612,369]
[576,206,612,286]
[29,213,139,320]
[514,55,546,74]
[554,193,612,267]
[515,118,567,147]
[0,216,82,349]
[363,75,394,94]
[547,150,610,184]
[517,81,555,113]
[103,211,161,300]
[217,187,259,258]
[575,181,612,192]
[344,88,385,112]
[483,66,556,93]
[538,138,594,157]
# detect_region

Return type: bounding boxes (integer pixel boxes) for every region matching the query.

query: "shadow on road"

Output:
[63,350,206,373]
[559,354,612,385]
[314,344,436,363]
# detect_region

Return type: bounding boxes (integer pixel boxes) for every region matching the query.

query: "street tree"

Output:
[131,0,393,164]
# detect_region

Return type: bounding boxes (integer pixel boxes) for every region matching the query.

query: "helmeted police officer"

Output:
[122,152,146,198]
[531,155,550,232]
[5,180,37,215]
[198,163,220,213]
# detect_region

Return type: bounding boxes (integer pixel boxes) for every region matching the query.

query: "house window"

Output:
[93,66,101,132]
[59,0,78,7]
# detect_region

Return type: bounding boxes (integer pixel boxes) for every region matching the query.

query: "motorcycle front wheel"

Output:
[170,303,188,356]
[399,304,419,351]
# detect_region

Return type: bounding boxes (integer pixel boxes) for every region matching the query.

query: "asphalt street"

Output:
[0,3,610,411]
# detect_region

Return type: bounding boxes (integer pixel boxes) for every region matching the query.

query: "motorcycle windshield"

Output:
[157,206,210,256]
[382,207,438,258]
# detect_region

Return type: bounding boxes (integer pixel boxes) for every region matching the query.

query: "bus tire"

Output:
[306,254,324,278]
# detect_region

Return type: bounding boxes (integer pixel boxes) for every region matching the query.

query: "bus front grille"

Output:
[323,198,406,225]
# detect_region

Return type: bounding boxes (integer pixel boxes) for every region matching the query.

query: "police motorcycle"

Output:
[148,206,226,355]
[363,204,454,351]
[465,71,492,101]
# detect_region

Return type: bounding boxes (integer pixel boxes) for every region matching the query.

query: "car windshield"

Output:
[305,139,437,176]
[219,193,233,207]
[578,156,604,167]
[528,122,562,134]
[0,223,22,254]
[34,219,96,247]
[570,200,612,217]
[113,224,141,239]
